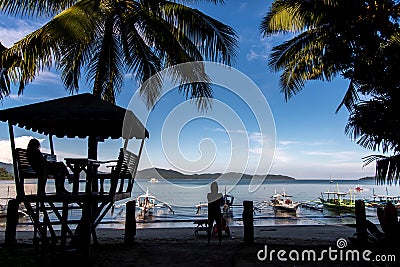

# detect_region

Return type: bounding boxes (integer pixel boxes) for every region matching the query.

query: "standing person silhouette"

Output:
[207,181,223,245]
[27,138,70,195]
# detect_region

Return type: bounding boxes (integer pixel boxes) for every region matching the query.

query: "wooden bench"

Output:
[193,219,209,236]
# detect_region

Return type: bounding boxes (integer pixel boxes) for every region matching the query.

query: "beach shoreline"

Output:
[4,224,390,266]
[0,224,357,244]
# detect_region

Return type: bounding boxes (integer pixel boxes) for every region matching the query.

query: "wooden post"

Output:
[79,200,92,261]
[8,122,23,197]
[355,199,367,241]
[243,200,254,244]
[5,199,19,247]
[49,134,54,155]
[124,200,136,245]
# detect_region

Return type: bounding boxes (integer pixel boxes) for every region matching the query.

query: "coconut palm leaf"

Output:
[2,0,98,94]
[335,81,360,113]
[363,155,400,185]
[0,0,77,16]
[1,0,238,108]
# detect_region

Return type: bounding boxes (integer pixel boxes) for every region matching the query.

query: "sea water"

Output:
[0,178,398,229]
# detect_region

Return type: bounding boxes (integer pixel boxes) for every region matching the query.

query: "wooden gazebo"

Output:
[0,93,148,257]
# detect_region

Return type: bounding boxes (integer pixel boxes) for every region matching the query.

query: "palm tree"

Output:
[0,0,238,158]
[260,0,400,184]
[260,0,400,109]
[0,0,237,105]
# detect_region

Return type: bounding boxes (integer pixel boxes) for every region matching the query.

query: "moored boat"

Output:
[148,177,159,183]
[269,190,301,212]
[319,190,355,211]
[136,188,174,216]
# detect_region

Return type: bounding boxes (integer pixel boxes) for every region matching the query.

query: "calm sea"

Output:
[0,178,398,229]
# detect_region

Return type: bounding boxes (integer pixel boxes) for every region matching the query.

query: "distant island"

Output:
[0,162,13,174]
[0,162,13,180]
[136,167,295,181]
[0,161,376,181]
[358,176,375,181]
[0,167,13,180]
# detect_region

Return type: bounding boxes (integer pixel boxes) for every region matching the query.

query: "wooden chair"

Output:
[93,148,139,227]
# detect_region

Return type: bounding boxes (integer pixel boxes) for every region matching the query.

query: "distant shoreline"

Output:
[0,162,376,181]
[136,167,296,180]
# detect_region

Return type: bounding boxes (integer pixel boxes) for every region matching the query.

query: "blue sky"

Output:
[0,1,377,179]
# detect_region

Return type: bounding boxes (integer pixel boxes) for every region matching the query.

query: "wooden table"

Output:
[64,158,103,258]
[64,158,100,194]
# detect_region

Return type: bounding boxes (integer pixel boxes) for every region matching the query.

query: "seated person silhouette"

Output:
[27,138,70,195]
[207,181,223,245]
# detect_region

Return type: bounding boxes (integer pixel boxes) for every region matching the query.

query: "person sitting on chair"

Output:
[27,138,70,195]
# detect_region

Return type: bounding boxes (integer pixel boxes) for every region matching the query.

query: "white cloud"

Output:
[0,136,45,163]
[279,140,298,146]
[7,94,49,102]
[31,71,61,85]
[246,49,269,61]
[303,150,359,163]
[0,18,42,47]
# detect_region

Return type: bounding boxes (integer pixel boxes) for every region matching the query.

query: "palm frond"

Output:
[0,0,78,17]
[362,154,400,186]
[162,2,238,65]
[3,0,101,94]
[335,81,360,113]
[260,0,305,35]
[270,28,341,100]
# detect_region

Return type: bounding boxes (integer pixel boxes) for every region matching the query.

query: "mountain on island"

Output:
[358,176,375,181]
[136,167,295,180]
[0,162,13,174]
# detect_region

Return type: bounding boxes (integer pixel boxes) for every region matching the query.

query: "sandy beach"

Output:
[2,224,396,266]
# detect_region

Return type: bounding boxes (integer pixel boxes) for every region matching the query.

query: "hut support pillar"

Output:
[124,200,136,245]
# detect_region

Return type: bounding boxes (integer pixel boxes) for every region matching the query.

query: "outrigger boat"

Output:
[148,177,159,183]
[319,187,356,212]
[365,188,400,209]
[269,190,301,212]
[136,188,174,216]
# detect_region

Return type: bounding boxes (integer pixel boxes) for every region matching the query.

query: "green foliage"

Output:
[0,0,238,109]
[0,166,13,180]
[262,0,400,184]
